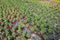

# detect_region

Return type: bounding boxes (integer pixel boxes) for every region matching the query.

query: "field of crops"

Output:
[0,0,60,40]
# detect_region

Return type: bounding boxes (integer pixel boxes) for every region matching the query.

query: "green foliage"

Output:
[0,0,60,40]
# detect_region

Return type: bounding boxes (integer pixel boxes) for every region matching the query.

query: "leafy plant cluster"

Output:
[0,0,60,40]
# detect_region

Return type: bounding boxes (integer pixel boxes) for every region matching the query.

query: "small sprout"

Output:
[1,26,4,28]
[39,32,43,36]
[14,30,17,33]
[9,25,12,29]
[1,29,4,32]
[19,34,22,37]
[22,16,26,20]
[31,24,35,27]
[12,21,16,25]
